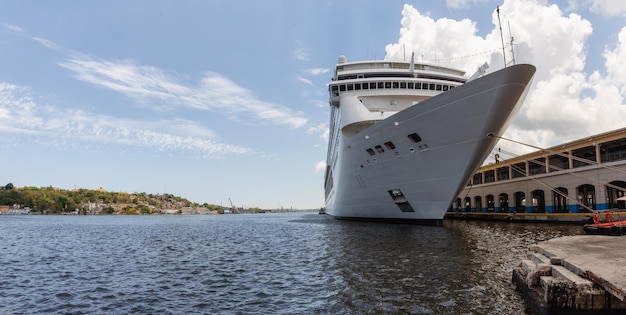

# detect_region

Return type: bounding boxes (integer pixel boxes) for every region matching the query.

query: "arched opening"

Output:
[464,197,471,212]
[606,180,626,210]
[455,198,462,212]
[475,196,483,212]
[486,194,495,212]
[553,187,568,213]
[577,184,596,212]
[514,191,526,213]
[531,189,546,213]
[498,193,509,213]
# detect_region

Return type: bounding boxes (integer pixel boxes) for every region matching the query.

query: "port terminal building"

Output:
[448,127,626,220]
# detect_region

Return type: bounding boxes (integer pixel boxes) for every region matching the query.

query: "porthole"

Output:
[384,141,396,150]
[366,148,375,156]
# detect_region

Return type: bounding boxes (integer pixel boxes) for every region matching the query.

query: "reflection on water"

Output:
[318,217,581,314]
[0,213,581,314]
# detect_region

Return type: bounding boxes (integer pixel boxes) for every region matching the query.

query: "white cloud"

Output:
[384,0,626,159]
[0,82,253,158]
[59,57,307,128]
[306,122,327,135]
[314,160,326,173]
[589,0,626,17]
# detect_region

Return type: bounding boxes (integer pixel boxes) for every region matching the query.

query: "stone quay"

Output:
[512,235,626,314]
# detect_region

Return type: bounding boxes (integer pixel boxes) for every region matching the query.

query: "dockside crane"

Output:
[228,197,237,214]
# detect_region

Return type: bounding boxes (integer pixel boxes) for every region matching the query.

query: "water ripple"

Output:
[0,213,581,314]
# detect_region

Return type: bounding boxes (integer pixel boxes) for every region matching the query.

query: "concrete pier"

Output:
[512,235,626,314]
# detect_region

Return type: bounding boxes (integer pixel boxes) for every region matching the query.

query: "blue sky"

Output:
[1,0,626,209]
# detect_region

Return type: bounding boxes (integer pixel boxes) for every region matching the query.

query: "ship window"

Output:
[443,85,449,91]
[429,83,436,90]
[416,83,422,89]
[436,84,442,91]
[392,82,399,88]
[385,82,391,89]
[366,148,375,156]
[408,133,422,143]
[390,100,397,105]
[347,84,354,91]
[412,101,419,105]
[339,85,346,91]
[377,82,384,89]
[408,82,414,89]
[362,83,368,90]
[331,86,338,92]
[384,141,396,150]
[400,82,406,88]
[375,145,385,153]
[370,82,377,89]
[354,83,361,90]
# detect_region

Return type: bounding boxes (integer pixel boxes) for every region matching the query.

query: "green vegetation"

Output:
[0,183,223,214]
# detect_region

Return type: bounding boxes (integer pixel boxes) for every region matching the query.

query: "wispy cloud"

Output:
[296,74,313,86]
[304,68,329,76]
[294,40,309,61]
[5,26,308,129]
[58,57,308,128]
[3,24,25,33]
[31,37,60,51]
[0,82,253,158]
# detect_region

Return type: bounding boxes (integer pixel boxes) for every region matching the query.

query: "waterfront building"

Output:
[451,128,626,216]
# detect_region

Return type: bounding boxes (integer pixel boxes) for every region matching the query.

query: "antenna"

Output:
[497,6,506,67]
[508,21,516,65]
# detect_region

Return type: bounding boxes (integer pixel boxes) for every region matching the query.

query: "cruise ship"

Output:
[323,55,535,225]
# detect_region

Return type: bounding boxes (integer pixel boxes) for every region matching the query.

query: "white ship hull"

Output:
[324,64,536,225]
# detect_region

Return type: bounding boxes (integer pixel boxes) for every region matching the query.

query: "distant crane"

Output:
[228,197,237,214]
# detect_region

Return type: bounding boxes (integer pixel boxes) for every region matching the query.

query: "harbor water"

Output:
[0,212,582,314]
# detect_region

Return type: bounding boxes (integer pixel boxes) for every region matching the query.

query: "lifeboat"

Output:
[583,212,626,236]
